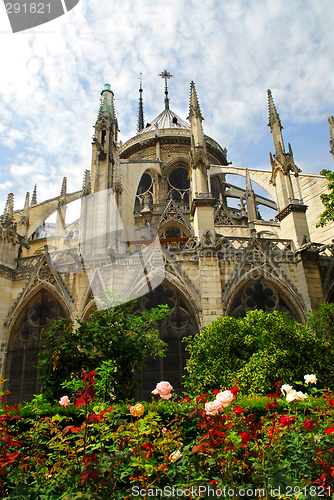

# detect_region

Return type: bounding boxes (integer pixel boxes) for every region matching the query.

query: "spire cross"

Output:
[159,69,173,110]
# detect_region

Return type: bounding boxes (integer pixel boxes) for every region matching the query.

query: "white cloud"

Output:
[0,180,13,192]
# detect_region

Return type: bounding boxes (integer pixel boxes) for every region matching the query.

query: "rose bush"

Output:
[2,379,334,499]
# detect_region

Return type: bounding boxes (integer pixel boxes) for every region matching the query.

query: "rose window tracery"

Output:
[28,295,57,327]
[229,279,297,320]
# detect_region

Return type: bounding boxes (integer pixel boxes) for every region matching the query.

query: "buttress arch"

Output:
[209,166,276,200]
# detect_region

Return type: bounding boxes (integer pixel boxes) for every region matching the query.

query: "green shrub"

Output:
[183,309,334,395]
[307,301,334,341]
[38,296,169,403]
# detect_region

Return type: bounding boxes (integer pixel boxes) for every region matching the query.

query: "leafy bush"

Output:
[307,302,334,341]
[38,296,169,403]
[316,169,334,227]
[183,309,334,395]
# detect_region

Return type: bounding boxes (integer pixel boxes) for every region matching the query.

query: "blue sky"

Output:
[0,0,334,213]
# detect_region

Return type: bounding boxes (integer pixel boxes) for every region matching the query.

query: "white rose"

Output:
[286,389,298,402]
[304,374,317,385]
[281,384,293,396]
[295,391,308,401]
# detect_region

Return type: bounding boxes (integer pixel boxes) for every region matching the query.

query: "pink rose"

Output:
[205,400,222,416]
[152,381,173,400]
[59,396,70,407]
[215,390,234,407]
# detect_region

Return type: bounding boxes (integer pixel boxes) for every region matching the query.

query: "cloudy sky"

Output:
[0,0,334,215]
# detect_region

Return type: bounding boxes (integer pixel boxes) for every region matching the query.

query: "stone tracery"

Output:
[135,282,199,400]
[5,291,67,404]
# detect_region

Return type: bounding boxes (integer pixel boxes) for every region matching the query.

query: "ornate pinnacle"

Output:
[2,193,14,226]
[20,192,30,225]
[188,81,204,120]
[267,89,282,129]
[159,69,173,110]
[82,170,91,196]
[60,177,67,197]
[31,184,37,206]
[23,192,30,213]
[3,193,14,217]
[137,73,145,133]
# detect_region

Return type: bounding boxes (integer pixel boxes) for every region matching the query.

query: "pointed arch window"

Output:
[5,291,67,404]
[134,282,199,400]
[210,176,221,200]
[228,279,300,322]
[101,129,106,145]
[135,172,153,210]
[167,166,190,206]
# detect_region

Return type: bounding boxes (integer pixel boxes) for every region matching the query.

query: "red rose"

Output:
[279,415,295,427]
[233,406,243,414]
[303,419,313,431]
[239,431,251,447]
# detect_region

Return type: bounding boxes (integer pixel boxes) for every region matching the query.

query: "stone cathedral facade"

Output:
[1,76,334,403]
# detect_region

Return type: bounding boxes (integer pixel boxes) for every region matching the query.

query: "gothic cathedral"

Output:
[1,74,334,402]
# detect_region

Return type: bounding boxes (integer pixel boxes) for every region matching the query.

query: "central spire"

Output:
[159,69,173,110]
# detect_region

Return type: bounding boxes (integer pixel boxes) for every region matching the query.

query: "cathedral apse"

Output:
[1,73,334,401]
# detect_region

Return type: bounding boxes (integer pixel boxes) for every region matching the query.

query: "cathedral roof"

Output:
[138,108,190,134]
